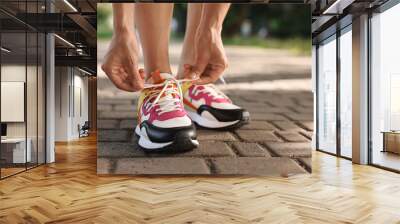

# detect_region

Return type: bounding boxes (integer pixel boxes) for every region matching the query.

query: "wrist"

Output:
[112,4,135,37]
[197,24,222,36]
[113,26,134,36]
[113,28,136,43]
[198,3,229,34]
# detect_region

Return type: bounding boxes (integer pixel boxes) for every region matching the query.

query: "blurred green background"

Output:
[97,4,311,55]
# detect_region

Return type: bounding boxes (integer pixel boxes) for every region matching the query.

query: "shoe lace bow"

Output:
[143,78,192,115]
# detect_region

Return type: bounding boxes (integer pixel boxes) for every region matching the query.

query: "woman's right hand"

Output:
[101,29,145,92]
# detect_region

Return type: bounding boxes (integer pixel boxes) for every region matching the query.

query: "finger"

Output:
[207,64,225,81]
[139,68,146,79]
[183,64,196,79]
[101,63,112,77]
[191,63,207,79]
[193,65,223,85]
[126,61,144,91]
[118,68,129,79]
[193,76,215,85]
[109,72,138,92]
[189,57,208,80]
[101,64,134,91]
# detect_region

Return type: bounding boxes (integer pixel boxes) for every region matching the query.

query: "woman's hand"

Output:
[182,3,230,85]
[183,27,228,85]
[101,29,145,92]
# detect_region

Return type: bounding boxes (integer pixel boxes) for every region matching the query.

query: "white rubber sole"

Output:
[135,125,173,149]
[135,125,199,150]
[186,111,239,128]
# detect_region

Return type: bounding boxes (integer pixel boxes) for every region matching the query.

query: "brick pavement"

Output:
[97,42,313,176]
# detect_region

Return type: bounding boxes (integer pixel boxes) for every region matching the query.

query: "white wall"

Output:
[54,67,89,141]
[55,66,70,141]
[71,73,89,138]
[1,65,26,138]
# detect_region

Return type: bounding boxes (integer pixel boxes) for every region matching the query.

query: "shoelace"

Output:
[143,78,194,115]
[195,84,230,101]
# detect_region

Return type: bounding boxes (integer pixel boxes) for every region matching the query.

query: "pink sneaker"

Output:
[182,83,250,130]
[135,71,198,153]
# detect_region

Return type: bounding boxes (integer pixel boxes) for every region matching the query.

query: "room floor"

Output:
[372,150,400,171]
[0,134,399,223]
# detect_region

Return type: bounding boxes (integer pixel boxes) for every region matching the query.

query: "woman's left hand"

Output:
[183,27,228,85]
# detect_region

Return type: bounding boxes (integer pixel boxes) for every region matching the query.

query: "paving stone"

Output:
[299,121,314,131]
[293,106,314,114]
[298,100,314,107]
[300,131,313,140]
[238,95,272,103]
[275,131,309,142]
[114,158,211,174]
[98,129,131,142]
[197,130,237,141]
[267,99,296,107]
[235,130,280,142]
[120,119,137,129]
[97,104,112,111]
[264,142,311,158]
[284,113,313,121]
[232,142,271,157]
[272,121,302,131]
[210,157,306,175]
[250,113,288,121]
[246,106,293,114]
[98,142,144,158]
[298,157,312,169]
[99,111,136,119]
[98,119,120,129]
[97,158,114,174]
[98,99,134,105]
[98,141,235,158]
[181,141,235,157]
[235,102,268,108]
[114,104,136,111]
[239,121,276,130]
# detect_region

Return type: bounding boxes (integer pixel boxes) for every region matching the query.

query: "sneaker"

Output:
[182,83,250,130]
[135,71,199,153]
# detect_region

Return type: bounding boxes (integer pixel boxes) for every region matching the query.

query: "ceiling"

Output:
[0,0,97,74]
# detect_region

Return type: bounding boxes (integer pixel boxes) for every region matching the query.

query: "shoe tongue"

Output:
[147,71,175,84]
[146,71,178,103]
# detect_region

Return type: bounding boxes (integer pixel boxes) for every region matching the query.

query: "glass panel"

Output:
[371,4,400,171]
[0,0,46,178]
[339,27,352,158]
[1,28,27,177]
[317,35,337,154]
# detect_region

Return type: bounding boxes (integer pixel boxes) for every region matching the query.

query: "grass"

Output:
[97,30,113,40]
[223,36,311,56]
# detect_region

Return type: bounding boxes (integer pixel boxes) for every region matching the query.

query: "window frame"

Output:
[314,16,353,160]
[367,0,400,173]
